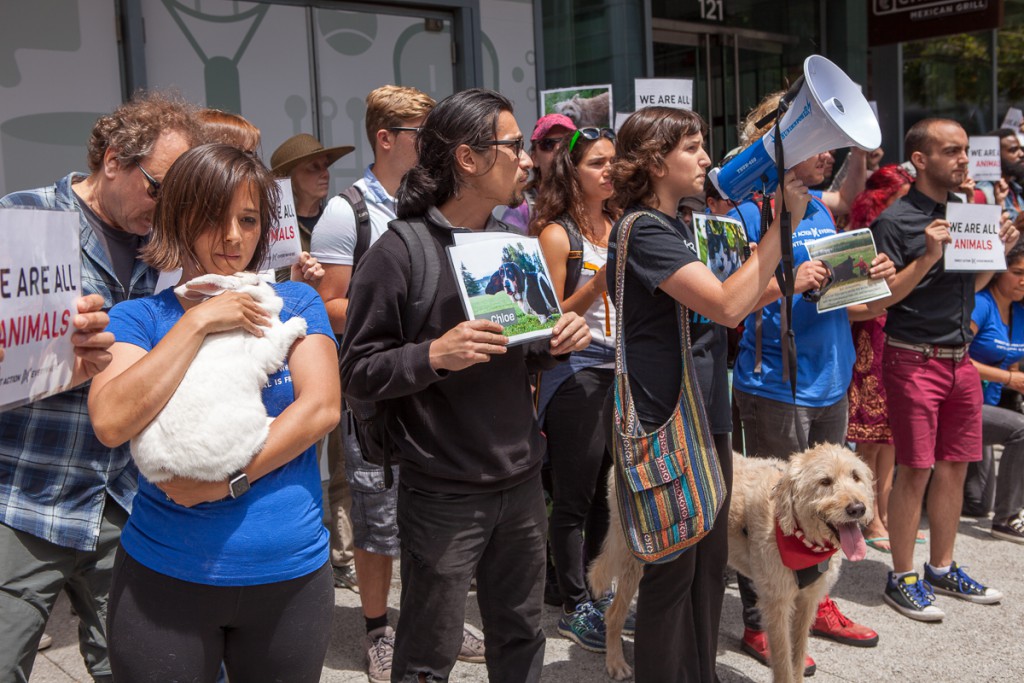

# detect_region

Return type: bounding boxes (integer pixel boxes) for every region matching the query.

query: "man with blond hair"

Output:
[0,90,199,682]
[314,85,488,682]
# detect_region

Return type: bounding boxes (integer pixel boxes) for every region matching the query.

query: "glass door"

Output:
[653,26,790,164]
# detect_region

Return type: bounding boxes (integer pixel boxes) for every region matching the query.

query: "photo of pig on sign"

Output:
[634,78,693,111]
[944,202,1006,272]
[0,208,81,412]
[969,136,1002,183]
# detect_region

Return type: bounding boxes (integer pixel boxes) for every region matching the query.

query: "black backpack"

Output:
[553,214,585,296]
[340,196,441,489]
[338,185,374,267]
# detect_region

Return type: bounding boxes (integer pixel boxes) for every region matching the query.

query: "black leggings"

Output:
[544,367,614,611]
[108,550,333,683]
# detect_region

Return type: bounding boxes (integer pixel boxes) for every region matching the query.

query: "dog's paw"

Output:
[606,659,633,681]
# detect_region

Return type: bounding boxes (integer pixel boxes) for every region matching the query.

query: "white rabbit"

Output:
[130,272,308,483]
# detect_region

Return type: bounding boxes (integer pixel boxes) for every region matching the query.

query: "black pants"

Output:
[394,476,547,683]
[545,367,613,611]
[634,433,732,683]
[107,551,333,683]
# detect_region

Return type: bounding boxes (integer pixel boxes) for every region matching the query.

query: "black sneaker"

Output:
[557,601,607,653]
[332,564,359,593]
[593,592,636,636]
[883,572,944,622]
[991,512,1024,544]
[924,562,1002,604]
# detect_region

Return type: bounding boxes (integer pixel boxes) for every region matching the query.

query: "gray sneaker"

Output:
[457,625,486,663]
[364,625,395,683]
[38,633,53,651]
[333,564,359,593]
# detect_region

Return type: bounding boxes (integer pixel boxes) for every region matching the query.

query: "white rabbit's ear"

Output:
[175,274,239,300]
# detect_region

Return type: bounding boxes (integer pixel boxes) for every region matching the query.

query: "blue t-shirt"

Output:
[106,281,332,586]
[970,289,1024,405]
[728,192,855,407]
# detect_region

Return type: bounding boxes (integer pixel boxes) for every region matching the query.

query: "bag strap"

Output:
[613,211,689,378]
[389,217,441,341]
[340,185,372,269]
[554,215,586,296]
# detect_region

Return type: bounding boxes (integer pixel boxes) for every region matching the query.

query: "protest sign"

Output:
[0,208,81,412]
[805,229,890,313]
[1002,108,1024,146]
[969,136,1002,183]
[614,111,631,133]
[259,179,302,271]
[944,202,1005,272]
[539,85,613,128]
[635,78,693,111]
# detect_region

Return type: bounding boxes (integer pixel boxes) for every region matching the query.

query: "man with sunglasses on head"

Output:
[0,90,200,683]
[499,113,577,234]
[314,85,490,683]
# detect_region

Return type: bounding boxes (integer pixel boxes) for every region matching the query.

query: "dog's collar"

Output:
[775,519,838,583]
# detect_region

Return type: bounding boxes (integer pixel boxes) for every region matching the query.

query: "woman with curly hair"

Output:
[608,106,806,682]
[531,127,620,649]
[845,164,913,553]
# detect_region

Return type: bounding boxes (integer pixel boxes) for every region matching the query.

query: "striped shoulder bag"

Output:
[611,210,727,564]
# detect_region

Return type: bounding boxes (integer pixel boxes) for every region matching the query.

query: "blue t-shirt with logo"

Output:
[728,192,854,407]
[106,281,332,586]
[970,288,1024,406]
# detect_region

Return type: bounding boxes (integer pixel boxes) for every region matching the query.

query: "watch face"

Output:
[230,474,250,498]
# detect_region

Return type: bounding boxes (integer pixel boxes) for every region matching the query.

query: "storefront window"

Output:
[903,31,994,134]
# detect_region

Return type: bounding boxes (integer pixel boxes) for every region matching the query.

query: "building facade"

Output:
[1,0,1021,196]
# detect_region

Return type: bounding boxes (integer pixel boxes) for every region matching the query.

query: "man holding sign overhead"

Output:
[0,91,199,681]
[871,118,1018,622]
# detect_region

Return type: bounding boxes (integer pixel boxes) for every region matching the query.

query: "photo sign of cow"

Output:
[448,233,562,345]
[804,228,890,313]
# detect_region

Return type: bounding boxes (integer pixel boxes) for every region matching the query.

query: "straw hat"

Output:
[270,134,354,177]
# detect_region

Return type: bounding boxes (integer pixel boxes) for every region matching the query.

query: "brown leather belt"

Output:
[885,337,969,362]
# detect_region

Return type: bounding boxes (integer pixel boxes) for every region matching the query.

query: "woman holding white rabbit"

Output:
[88,143,340,682]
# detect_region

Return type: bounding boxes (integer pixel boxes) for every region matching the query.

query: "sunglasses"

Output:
[387,126,422,135]
[136,161,161,200]
[481,137,525,158]
[534,136,567,153]
[568,127,616,153]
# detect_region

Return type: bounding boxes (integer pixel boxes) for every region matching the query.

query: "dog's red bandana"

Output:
[775,520,838,571]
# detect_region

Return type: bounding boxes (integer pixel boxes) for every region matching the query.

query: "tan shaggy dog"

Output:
[589,443,874,682]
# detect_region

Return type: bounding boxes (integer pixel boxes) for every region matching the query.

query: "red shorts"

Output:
[882,345,982,468]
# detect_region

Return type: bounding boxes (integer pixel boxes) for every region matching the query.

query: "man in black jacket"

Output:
[340,89,590,682]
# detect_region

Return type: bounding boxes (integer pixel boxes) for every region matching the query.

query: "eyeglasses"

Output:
[387,126,422,135]
[568,127,616,153]
[534,136,567,153]
[136,161,161,200]
[481,137,525,158]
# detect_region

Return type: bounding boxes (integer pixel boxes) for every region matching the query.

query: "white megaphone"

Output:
[708,55,881,202]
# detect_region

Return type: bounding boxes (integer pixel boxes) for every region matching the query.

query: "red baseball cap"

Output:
[531,113,577,142]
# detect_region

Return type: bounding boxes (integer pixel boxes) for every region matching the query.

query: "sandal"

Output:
[915,531,926,544]
[865,537,891,553]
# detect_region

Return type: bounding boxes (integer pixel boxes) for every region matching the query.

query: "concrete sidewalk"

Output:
[30,513,1022,682]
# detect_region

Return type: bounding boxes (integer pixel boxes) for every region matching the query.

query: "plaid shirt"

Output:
[0,172,156,550]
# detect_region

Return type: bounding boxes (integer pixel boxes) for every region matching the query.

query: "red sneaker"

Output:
[741,627,816,677]
[811,596,879,647]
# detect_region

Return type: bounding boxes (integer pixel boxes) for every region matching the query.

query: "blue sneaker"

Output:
[593,593,637,637]
[557,600,607,652]
[924,562,1003,605]
[883,572,944,622]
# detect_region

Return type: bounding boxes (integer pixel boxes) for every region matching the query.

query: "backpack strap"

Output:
[339,185,372,269]
[389,218,442,340]
[369,217,441,489]
[554,215,585,297]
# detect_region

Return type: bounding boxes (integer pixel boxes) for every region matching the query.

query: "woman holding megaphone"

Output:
[605,106,809,683]
[727,92,896,672]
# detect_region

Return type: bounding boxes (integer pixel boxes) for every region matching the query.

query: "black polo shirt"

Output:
[870,185,975,346]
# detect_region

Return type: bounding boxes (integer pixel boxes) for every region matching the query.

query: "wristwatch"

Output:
[228,470,250,499]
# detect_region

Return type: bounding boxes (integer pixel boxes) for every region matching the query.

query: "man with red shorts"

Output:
[871,118,1017,621]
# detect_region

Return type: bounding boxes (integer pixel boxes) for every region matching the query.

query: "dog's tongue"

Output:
[838,523,867,562]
